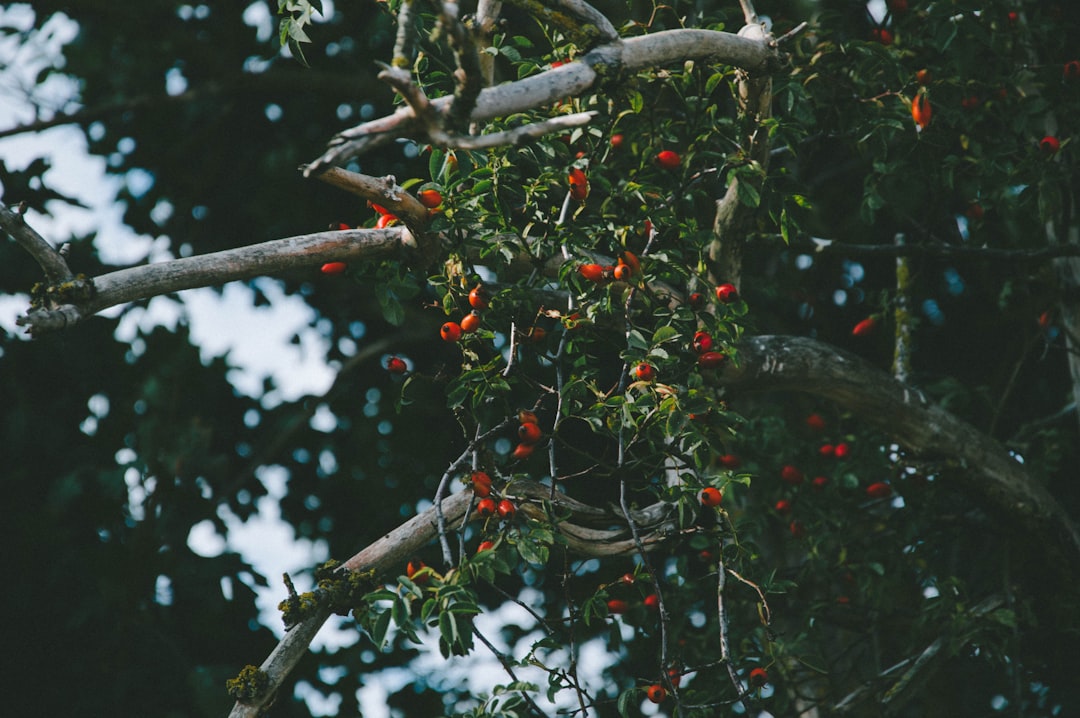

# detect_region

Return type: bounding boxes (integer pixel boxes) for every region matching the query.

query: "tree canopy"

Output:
[2,0,1079,716]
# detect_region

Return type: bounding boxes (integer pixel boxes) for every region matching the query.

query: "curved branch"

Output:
[307,29,780,172]
[227,480,678,717]
[0,201,73,283]
[716,335,1080,571]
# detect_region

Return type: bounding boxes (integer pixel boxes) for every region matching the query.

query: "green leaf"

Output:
[736,179,761,208]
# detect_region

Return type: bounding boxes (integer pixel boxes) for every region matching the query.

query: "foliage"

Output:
[2,1,1079,717]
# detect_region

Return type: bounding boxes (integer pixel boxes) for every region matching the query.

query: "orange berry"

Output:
[320,262,347,275]
[440,322,463,342]
[911,93,932,129]
[646,684,667,703]
[699,487,723,507]
[417,188,443,208]
[656,150,681,169]
[460,311,482,333]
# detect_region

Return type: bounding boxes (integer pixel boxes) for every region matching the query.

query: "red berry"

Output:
[320,261,347,275]
[610,133,625,148]
[644,593,660,610]
[385,356,407,374]
[688,292,705,309]
[780,465,804,485]
[852,316,878,337]
[369,202,391,216]
[870,27,893,45]
[471,471,493,497]
[646,684,667,703]
[961,94,980,110]
[497,499,517,519]
[468,285,489,310]
[715,283,739,303]
[692,331,714,354]
[866,482,892,499]
[578,263,606,283]
[718,454,741,469]
[621,572,635,584]
[834,442,851,459]
[568,167,589,199]
[1065,61,1080,80]
[460,311,482,333]
[774,499,792,515]
[606,598,629,614]
[698,351,727,369]
[518,421,542,445]
[476,498,497,517]
[812,476,829,491]
[656,150,681,169]
[512,443,535,460]
[789,521,806,538]
[1007,11,1018,24]
[441,322,463,342]
[915,68,931,85]
[417,189,443,208]
[749,667,769,687]
[634,362,656,382]
[1040,136,1061,155]
[805,413,826,432]
[819,443,835,458]
[667,667,682,689]
[406,559,427,582]
[528,326,546,343]
[699,487,723,507]
[477,540,495,553]
[911,93,932,129]
[612,263,631,282]
[375,213,398,229]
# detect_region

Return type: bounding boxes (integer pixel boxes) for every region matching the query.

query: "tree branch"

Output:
[716,335,1080,573]
[227,479,678,717]
[0,201,73,283]
[306,29,780,173]
[787,236,1080,263]
[16,227,405,335]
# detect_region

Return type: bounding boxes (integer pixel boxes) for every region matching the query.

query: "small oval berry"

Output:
[805,413,826,432]
[476,498,497,517]
[1065,60,1080,81]
[698,351,727,369]
[699,487,723,507]
[634,362,656,382]
[528,326,546,343]
[441,322,463,342]
[468,285,490,310]
[780,465,804,485]
[321,261,347,275]
[915,68,931,85]
[715,283,739,303]
[470,471,493,497]
[667,667,682,689]
[477,540,495,553]
[518,421,543,445]
[789,520,806,538]
[749,667,769,687]
[386,356,407,374]
[406,560,428,582]
[656,150,681,169]
[646,684,667,703]
[606,598,629,614]
[512,443,535,460]
[613,263,631,282]
[417,188,443,208]
[375,213,398,229]
[866,482,892,499]
[834,442,851,459]
[692,331,714,354]
[688,292,706,309]
[718,454,741,469]
[1040,136,1061,155]
[460,311,482,333]
[644,593,660,610]
[852,316,878,337]
[497,499,517,519]
[774,499,792,515]
[812,476,829,491]
[610,133,625,148]
[579,263,606,283]
[819,443,836,458]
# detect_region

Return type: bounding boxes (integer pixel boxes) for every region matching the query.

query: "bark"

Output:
[715,335,1080,571]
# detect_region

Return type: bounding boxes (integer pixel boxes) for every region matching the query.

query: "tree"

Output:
[3,0,1079,716]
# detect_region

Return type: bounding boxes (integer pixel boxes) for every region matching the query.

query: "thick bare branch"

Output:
[716,335,1080,572]
[307,29,779,173]
[17,228,405,335]
[228,479,678,717]
[0,201,73,283]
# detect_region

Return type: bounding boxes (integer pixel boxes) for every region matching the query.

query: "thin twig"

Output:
[0,201,73,283]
